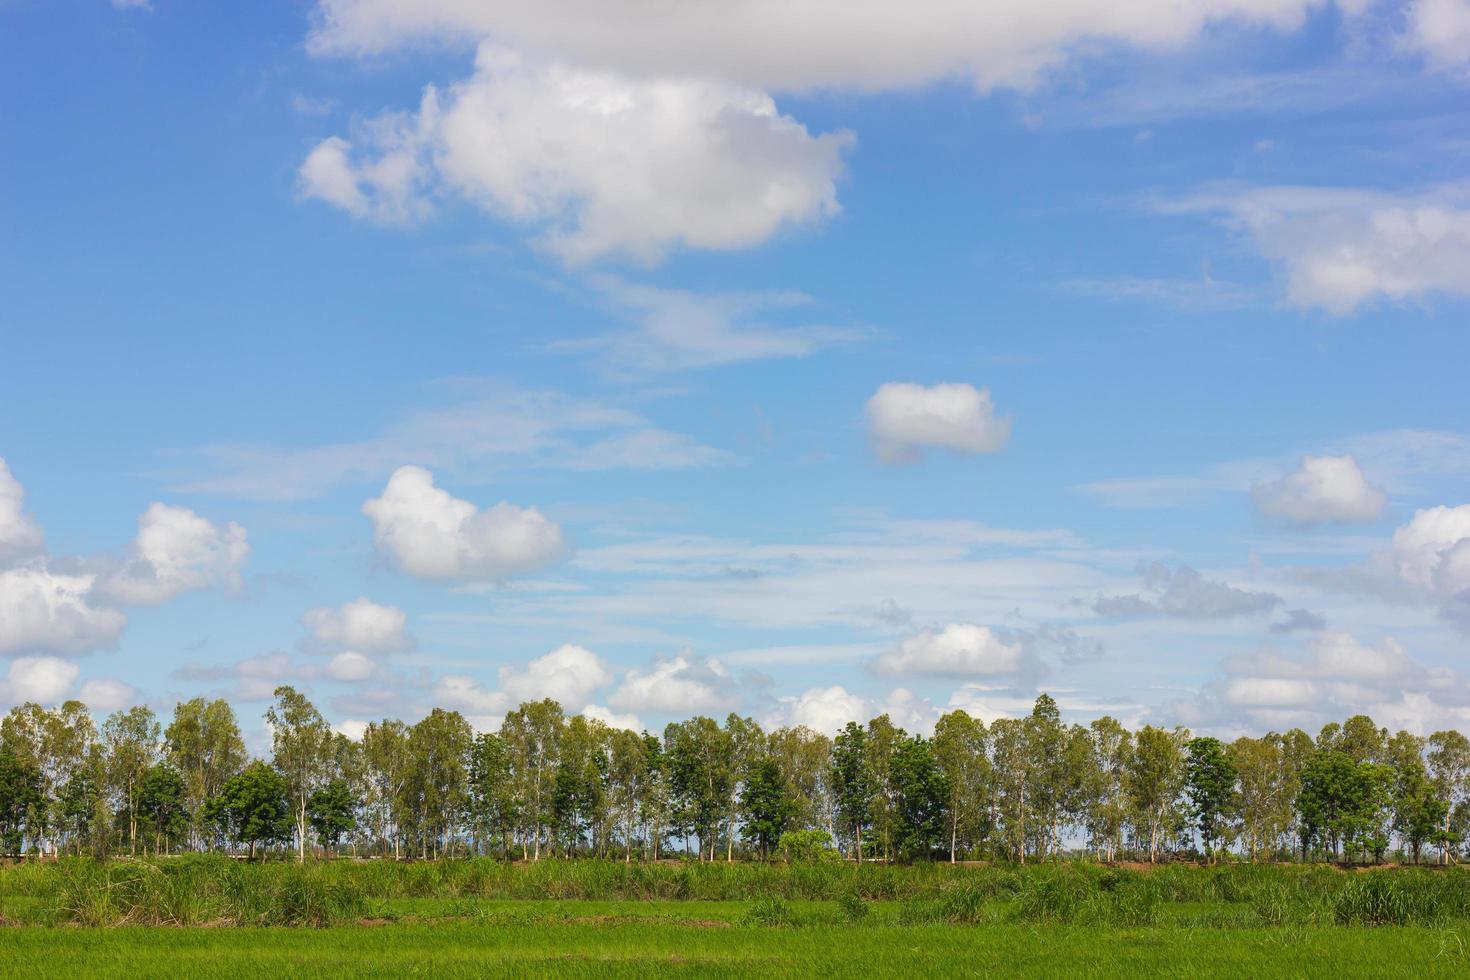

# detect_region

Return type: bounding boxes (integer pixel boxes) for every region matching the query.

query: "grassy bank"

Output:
[4,857,1470,929]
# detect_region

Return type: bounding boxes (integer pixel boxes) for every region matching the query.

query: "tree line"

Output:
[2,687,1468,865]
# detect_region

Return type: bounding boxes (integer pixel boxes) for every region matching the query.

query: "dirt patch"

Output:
[356,918,392,927]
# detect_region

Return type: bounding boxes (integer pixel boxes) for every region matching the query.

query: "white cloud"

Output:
[768,685,872,736]
[0,566,127,656]
[1402,0,1470,70]
[500,643,611,711]
[1163,183,1470,315]
[1252,455,1386,525]
[300,45,851,263]
[866,382,1012,465]
[1176,631,1470,734]
[177,651,314,702]
[96,503,249,606]
[609,653,734,714]
[0,656,80,706]
[78,677,138,713]
[875,624,1024,676]
[336,719,370,741]
[766,684,937,735]
[303,597,412,654]
[326,651,379,681]
[1393,504,1470,592]
[582,703,643,731]
[362,465,566,580]
[307,0,1361,94]
[433,673,507,717]
[0,459,45,566]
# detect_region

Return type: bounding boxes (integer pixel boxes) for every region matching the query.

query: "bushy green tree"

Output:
[1185,736,1237,861]
[307,778,358,855]
[204,761,292,859]
[741,757,796,859]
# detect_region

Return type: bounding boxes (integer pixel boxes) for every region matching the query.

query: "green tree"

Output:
[1126,725,1188,863]
[138,763,188,854]
[1428,730,1470,863]
[307,778,358,855]
[165,697,246,847]
[404,708,473,858]
[1086,717,1131,861]
[203,761,292,858]
[265,686,331,863]
[1185,736,1238,861]
[0,746,42,855]
[891,735,947,860]
[741,756,796,859]
[1228,733,1296,862]
[467,731,513,856]
[932,710,989,863]
[1297,750,1393,862]
[664,716,732,861]
[101,705,160,855]
[501,699,564,860]
[362,719,411,858]
[831,721,872,862]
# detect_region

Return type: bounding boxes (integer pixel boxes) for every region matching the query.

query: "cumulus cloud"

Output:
[1093,563,1280,619]
[1164,183,1470,315]
[362,465,566,580]
[1176,631,1470,734]
[609,653,734,714]
[1252,455,1386,525]
[582,703,643,731]
[300,45,851,264]
[302,597,412,654]
[1402,0,1470,70]
[874,624,1024,676]
[1391,504,1470,626]
[96,504,249,606]
[78,677,139,713]
[500,644,612,711]
[866,382,1012,465]
[0,656,80,706]
[326,651,379,682]
[0,459,45,566]
[0,566,127,656]
[307,0,1362,94]
[766,684,937,736]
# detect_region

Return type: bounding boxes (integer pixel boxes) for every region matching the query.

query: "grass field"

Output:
[4,860,1470,977]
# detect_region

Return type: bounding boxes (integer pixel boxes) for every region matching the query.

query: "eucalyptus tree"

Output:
[265,686,332,862]
[605,727,648,860]
[467,731,513,856]
[1024,695,1069,858]
[1387,732,1445,864]
[552,714,610,856]
[932,709,989,862]
[988,716,1031,862]
[722,714,765,861]
[768,725,834,838]
[830,721,872,862]
[102,705,161,855]
[405,708,473,858]
[1126,725,1189,862]
[362,719,411,857]
[1297,750,1393,861]
[862,714,903,862]
[1086,716,1131,861]
[165,697,246,848]
[1428,729,1470,863]
[664,715,732,860]
[2,701,95,855]
[1229,734,1295,862]
[501,699,564,860]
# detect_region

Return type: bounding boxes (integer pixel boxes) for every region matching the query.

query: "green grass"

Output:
[5,860,1470,976]
[3,918,1469,978]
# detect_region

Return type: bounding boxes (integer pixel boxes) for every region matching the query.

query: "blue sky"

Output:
[2,0,1469,744]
